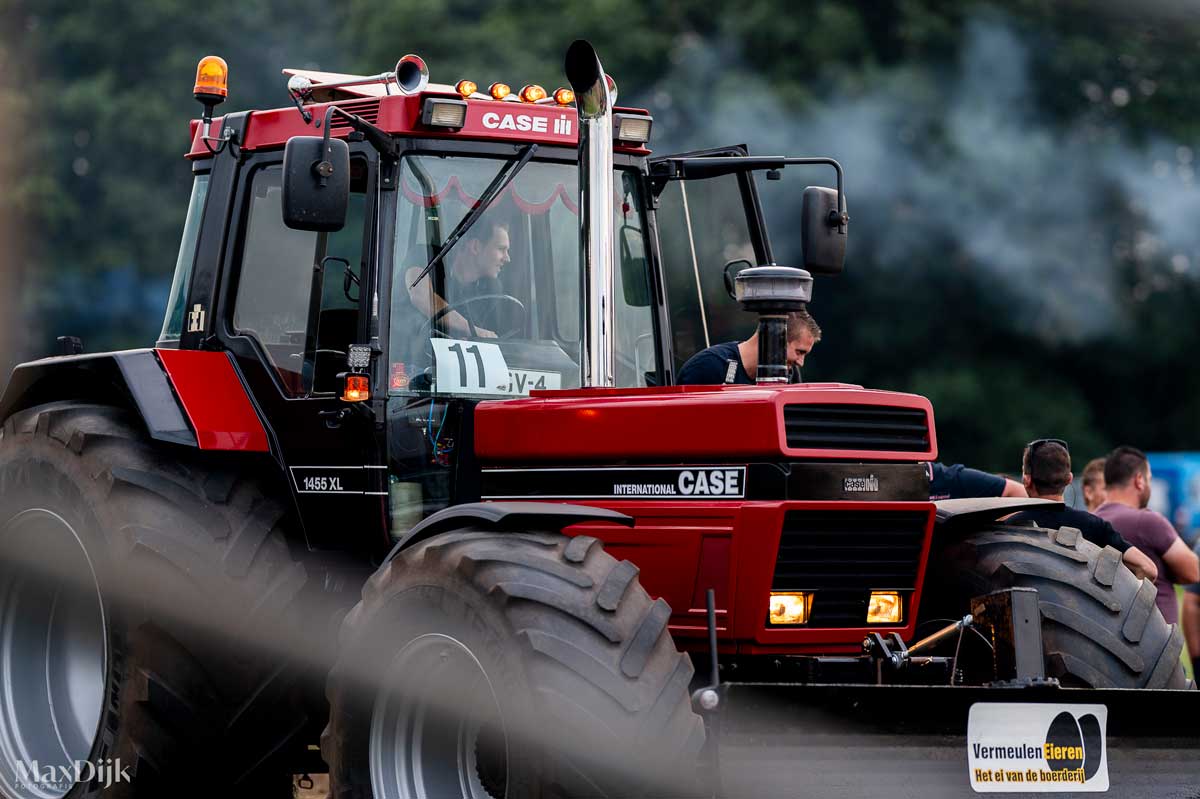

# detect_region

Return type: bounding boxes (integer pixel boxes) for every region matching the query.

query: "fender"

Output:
[0,348,269,452]
[933,496,1062,533]
[387,501,633,560]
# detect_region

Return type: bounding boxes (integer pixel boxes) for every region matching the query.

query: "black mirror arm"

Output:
[652,156,848,233]
[320,105,398,160]
[290,93,314,124]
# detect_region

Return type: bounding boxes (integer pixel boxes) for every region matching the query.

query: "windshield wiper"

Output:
[409,143,538,289]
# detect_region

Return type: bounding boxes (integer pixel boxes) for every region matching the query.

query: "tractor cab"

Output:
[156,48,849,552]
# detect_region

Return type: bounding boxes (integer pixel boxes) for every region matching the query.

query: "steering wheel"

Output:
[424,294,528,340]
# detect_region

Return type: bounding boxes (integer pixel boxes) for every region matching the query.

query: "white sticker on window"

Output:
[967,703,1108,792]
[499,369,562,395]
[431,339,512,395]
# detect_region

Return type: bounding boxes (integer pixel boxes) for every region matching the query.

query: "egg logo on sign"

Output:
[1043,711,1103,780]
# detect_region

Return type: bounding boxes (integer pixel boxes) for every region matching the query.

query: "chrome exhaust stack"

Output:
[565,40,616,388]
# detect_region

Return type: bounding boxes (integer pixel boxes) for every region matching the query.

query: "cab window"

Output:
[614,170,657,387]
[232,162,367,396]
[655,173,758,372]
[160,174,210,342]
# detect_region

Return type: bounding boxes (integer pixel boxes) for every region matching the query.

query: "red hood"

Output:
[474,383,937,464]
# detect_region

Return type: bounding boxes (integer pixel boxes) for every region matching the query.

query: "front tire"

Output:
[930,522,1188,689]
[323,529,705,799]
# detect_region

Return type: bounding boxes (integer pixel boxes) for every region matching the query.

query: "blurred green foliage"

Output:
[5,0,1200,472]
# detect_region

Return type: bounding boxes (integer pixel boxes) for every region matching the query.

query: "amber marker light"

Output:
[519,84,547,103]
[342,374,370,403]
[767,592,812,626]
[455,79,478,98]
[553,87,575,105]
[194,55,229,99]
[489,82,511,100]
[867,591,903,624]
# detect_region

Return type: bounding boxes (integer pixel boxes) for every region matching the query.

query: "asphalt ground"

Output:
[298,752,1199,799]
[296,728,1197,798]
[292,685,1200,798]
[714,684,1200,799]
[719,735,1198,798]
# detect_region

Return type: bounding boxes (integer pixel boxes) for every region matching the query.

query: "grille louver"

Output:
[772,510,928,627]
[328,99,382,133]
[784,404,930,452]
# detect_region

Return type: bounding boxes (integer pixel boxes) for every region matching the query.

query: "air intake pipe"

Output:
[565,40,616,388]
[734,266,813,384]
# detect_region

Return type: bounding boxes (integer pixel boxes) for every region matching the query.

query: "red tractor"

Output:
[0,41,1191,799]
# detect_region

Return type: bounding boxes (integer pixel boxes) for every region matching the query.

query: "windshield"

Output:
[390,154,657,396]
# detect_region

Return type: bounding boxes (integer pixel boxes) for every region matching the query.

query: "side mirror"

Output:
[801,186,848,275]
[282,136,350,231]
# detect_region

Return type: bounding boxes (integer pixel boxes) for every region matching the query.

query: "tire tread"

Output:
[324,529,704,798]
[935,522,1188,689]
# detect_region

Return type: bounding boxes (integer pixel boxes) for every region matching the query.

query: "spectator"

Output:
[1007,440,1157,581]
[928,462,1026,500]
[1096,446,1200,624]
[676,309,820,385]
[1081,457,1107,511]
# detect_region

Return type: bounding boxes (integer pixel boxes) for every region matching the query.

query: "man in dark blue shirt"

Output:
[928,462,1025,500]
[1007,440,1157,580]
[678,311,1024,502]
[676,309,821,385]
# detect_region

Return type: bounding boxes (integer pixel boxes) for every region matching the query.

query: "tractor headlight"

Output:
[767,591,812,625]
[867,591,903,624]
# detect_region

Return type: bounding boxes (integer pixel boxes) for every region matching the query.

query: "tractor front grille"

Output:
[772,510,929,627]
[783,404,930,452]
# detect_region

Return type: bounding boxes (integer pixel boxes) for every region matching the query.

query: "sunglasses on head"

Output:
[1028,438,1069,457]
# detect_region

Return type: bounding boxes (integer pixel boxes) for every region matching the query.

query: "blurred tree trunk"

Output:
[0,5,31,377]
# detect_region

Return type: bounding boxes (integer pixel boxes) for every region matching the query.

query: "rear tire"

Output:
[322,529,706,799]
[930,522,1188,689]
[0,403,313,798]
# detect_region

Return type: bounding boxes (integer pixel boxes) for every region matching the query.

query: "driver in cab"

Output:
[405,221,510,338]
